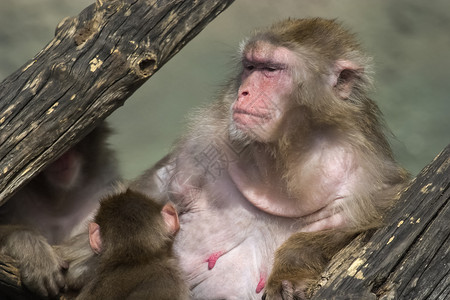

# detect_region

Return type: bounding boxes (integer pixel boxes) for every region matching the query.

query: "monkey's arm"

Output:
[0,225,67,298]
[53,232,97,292]
[264,230,358,300]
[130,154,175,203]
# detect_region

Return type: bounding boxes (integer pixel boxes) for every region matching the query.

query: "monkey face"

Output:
[230,41,297,143]
[43,149,82,189]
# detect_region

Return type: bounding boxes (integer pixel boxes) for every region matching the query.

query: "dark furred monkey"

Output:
[0,123,119,298]
[74,189,189,300]
[131,18,408,299]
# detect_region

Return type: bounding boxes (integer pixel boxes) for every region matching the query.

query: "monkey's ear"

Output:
[330,60,363,99]
[88,222,102,254]
[161,203,180,235]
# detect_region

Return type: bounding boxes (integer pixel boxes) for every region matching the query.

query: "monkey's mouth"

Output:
[233,109,271,122]
[44,150,81,188]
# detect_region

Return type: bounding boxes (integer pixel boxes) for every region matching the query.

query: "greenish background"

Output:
[1,0,449,180]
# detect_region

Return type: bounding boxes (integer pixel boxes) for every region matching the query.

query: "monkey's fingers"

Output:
[46,269,67,297]
[20,246,68,297]
[25,277,50,299]
[261,287,284,300]
[280,280,295,300]
[48,256,69,295]
[261,281,296,300]
[263,278,310,300]
[22,266,66,298]
[261,291,282,300]
[22,272,60,298]
[280,280,309,300]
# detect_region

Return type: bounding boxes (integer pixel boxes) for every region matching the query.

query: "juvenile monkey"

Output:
[73,189,189,300]
[0,123,120,298]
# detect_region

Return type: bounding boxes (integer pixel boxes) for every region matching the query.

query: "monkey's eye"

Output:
[262,66,282,77]
[244,65,255,71]
[264,67,277,72]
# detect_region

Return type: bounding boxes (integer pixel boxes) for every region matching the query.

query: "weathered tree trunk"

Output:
[310,144,450,300]
[0,0,234,207]
[1,147,448,299]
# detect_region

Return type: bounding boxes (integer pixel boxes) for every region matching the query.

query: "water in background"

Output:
[0,0,449,179]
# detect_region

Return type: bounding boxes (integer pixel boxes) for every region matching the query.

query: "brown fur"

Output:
[265,230,360,299]
[0,123,119,298]
[249,19,409,298]
[75,189,189,300]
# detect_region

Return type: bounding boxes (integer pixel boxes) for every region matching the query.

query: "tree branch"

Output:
[0,0,234,206]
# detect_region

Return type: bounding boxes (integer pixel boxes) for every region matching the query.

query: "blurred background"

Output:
[0,0,449,179]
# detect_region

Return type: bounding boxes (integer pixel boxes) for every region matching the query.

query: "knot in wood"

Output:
[51,62,69,81]
[52,62,68,73]
[75,19,100,46]
[136,54,157,78]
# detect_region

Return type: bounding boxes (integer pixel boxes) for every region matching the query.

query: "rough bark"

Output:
[0,0,234,207]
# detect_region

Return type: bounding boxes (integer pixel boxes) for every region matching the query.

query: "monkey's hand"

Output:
[263,231,357,300]
[0,227,67,298]
[262,253,314,300]
[53,232,97,291]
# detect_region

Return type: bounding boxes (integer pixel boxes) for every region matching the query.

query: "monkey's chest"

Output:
[172,182,297,299]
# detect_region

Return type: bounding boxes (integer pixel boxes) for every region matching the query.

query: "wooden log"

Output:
[1,147,447,299]
[0,0,234,207]
[311,143,450,300]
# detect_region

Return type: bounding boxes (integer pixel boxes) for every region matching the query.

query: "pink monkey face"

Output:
[231,42,297,142]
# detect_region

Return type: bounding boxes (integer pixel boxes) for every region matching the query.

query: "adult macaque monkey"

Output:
[132,18,409,299]
[71,189,189,300]
[0,123,119,298]
[61,18,408,299]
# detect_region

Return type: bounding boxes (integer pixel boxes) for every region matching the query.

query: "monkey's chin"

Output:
[44,150,81,189]
[228,121,270,144]
[231,112,282,143]
[228,122,249,143]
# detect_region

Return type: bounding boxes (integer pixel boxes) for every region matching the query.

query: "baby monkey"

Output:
[74,189,189,300]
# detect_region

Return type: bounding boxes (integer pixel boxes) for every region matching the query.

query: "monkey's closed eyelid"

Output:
[244,64,255,71]
[263,67,278,72]
[263,64,287,72]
